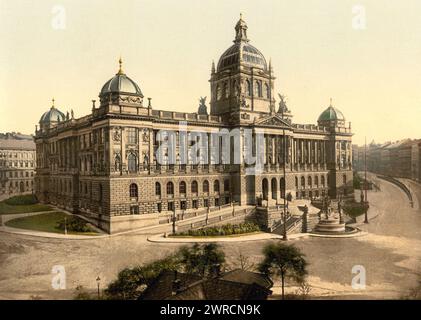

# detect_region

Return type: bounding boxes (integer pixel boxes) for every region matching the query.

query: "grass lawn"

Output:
[5,212,99,235]
[0,201,53,215]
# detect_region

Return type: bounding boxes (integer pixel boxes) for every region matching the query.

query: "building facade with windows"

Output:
[34,17,353,233]
[0,134,36,199]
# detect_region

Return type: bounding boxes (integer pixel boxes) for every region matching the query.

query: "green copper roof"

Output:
[318,106,345,122]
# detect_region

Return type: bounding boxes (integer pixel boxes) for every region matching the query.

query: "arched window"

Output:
[321,176,325,187]
[262,178,268,200]
[343,174,347,184]
[308,176,312,187]
[255,80,262,97]
[167,182,174,195]
[223,81,229,98]
[214,180,220,193]
[280,178,285,198]
[179,181,186,194]
[295,177,298,188]
[216,84,222,100]
[129,183,138,198]
[315,176,319,187]
[246,79,252,96]
[155,182,161,196]
[203,180,209,193]
[264,83,270,99]
[271,178,277,200]
[233,80,238,96]
[191,180,198,194]
[301,176,305,189]
[128,153,137,173]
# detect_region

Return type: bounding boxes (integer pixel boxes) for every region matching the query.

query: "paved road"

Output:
[0,174,420,299]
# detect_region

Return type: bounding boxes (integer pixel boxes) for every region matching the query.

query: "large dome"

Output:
[318,106,345,122]
[217,15,267,72]
[100,58,143,97]
[39,100,66,124]
[218,42,267,72]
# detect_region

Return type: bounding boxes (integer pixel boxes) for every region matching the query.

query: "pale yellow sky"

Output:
[1,0,421,145]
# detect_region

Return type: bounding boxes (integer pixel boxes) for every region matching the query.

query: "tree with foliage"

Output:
[179,243,225,278]
[258,243,308,300]
[104,255,180,300]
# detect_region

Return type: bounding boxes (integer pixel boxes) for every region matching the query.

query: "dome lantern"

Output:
[216,15,267,72]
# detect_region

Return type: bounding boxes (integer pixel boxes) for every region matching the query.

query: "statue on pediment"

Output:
[277,93,290,116]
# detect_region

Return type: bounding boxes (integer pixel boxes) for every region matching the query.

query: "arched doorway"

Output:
[19,181,24,193]
[280,177,285,199]
[262,178,268,200]
[271,178,277,200]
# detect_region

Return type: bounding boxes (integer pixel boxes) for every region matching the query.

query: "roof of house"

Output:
[0,139,35,150]
[139,269,273,301]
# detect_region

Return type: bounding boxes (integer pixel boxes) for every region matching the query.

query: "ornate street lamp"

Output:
[282,129,288,241]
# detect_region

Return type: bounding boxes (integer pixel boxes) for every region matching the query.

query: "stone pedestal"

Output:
[314,216,346,233]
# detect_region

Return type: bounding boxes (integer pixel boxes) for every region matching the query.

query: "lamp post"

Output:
[172,205,176,235]
[96,276,101,300]
[338,193,343,224]
[364,137,369,224]
[64,217,67,235]
[282,129,288,241]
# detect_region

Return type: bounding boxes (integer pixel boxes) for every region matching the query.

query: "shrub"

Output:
[5,194,38,206]
[343,200,369,218]
[173,222,261,237]
[56,216,93,233]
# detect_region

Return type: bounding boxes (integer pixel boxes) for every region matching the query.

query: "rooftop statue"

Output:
[277,93,290,115]
[198,96,208,115]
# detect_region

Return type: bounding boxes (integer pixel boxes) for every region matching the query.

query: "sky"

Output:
[1,0,421,145]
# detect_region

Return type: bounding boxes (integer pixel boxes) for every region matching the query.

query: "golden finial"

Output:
[51,98,55,109]
[240,13,243,20]
[118,56,124,74]
[330,97,333,106]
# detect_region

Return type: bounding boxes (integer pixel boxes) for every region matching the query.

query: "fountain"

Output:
[312,196,358,236]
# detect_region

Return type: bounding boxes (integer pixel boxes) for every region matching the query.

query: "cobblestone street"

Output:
[0,174,420,299]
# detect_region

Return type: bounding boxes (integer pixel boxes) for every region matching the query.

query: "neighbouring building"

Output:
[411,140,421,182]
[34,16,353,233]
[0,133,36,198]
[355,139,421,180]
[139,269,273,300]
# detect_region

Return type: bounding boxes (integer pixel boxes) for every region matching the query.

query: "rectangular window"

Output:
[180,201,187,210]
[127,128,138,144]
[157,203,162,213]
[192,200,198,209]
[204,199,209,208]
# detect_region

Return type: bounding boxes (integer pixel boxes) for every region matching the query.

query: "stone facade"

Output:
[34,17,353,233]
[0,134,36,199]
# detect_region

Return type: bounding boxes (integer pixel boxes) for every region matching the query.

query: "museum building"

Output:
[34,17,353,233]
